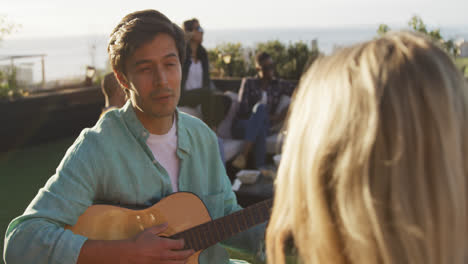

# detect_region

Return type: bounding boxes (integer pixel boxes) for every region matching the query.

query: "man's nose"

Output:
[153,68,168,87]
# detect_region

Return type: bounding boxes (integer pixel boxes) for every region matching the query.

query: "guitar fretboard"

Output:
[170,199,272,251]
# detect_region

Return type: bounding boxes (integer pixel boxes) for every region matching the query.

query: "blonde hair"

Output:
[266,31,468,264]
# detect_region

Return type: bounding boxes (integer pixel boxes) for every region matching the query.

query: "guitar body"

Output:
[66,192,211,264]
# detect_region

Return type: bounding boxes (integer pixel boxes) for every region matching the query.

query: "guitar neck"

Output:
[170,199,272,251]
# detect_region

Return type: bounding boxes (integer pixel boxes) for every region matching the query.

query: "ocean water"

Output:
[1,26,467,83]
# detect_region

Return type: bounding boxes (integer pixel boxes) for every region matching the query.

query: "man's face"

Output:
[121,33,181,120]
[258,57,274,80]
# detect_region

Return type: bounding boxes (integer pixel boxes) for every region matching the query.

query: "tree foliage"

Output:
[0,67,28,100]
[208,42,252,78]
[208,40,320,80]
[0,15,19,42]
[377,24,390,36]
[0,17,24,99]
[377,15,459,56]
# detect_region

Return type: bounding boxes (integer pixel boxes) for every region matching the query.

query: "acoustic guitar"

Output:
[66,192,272,264]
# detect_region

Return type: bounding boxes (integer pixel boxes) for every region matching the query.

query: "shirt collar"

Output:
[175,109,191,155]
[120,101,191,155]
[121,101,150,141]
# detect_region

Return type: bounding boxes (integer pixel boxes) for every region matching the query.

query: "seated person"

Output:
[231,52,295,170]
[266,31,468,263]
[100,72,126,115]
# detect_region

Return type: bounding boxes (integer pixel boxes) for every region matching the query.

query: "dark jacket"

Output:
[236,77,296,120]
[181,44,211,93]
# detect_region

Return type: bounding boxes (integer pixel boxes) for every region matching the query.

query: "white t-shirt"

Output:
[146,117,180,192]
[185,60,203,91]
[260,90,268,105]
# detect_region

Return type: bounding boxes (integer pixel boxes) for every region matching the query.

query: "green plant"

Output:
[208,40,321,80]
[0,15,20,42]
[408,16,460,56]
[377,24,390,36]
[0,84,10,98]
[255,40,319,80]
[377,16,459,57]
[208,42,252,78]
[455,57,468,77]
[0,67,27,100]
[0,16,24,100]
[286,41,319,80]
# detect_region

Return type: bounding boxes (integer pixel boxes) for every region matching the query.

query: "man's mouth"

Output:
[154,94,173,100]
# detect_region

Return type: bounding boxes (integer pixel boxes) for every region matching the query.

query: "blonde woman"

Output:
[266,31,468,264]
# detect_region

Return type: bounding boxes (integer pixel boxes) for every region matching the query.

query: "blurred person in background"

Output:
[231,52,295,171]
[180,18,233,166]
[179,18,212,108]
[100,72,127,116]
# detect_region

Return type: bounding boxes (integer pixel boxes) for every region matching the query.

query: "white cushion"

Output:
[266,133,283,154]
[179,92,284,159]
[223,138,244,162]
[217,91,239,139]
[275,95,291,114]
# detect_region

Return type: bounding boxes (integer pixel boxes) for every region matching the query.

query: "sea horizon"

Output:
[1,26,467,83]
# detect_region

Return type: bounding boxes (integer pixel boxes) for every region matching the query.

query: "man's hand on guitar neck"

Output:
[77,223,195,264]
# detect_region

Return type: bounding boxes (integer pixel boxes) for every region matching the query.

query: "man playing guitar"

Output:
[4,9,265,264]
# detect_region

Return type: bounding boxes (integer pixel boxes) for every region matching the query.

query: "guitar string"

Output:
[171,199,272,250]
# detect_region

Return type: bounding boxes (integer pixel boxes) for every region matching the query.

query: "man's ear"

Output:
[113,70,129,89]
[255,64,263,78]
[255,63,262,73]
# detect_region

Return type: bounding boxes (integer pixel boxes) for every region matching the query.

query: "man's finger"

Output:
[162,238,186,250]
[146,223,169,235]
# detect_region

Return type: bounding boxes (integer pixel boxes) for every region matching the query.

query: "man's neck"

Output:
[260,77,272,90]
[134,108,175,135]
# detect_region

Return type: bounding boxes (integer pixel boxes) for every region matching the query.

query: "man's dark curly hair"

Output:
[255,51,272,66]
[108,9,186,77]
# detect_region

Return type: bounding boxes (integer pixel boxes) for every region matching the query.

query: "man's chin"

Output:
[151,108,176,119]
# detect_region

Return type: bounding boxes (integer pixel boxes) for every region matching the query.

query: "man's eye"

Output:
[139,67,151,72]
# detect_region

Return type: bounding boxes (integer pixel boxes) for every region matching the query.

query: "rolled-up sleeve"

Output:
[4,132,99,264]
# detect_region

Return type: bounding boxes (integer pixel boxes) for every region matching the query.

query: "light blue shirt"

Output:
[4,101,264,264]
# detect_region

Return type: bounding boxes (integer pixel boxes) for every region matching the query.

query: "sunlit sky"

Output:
[1,0,468,39]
